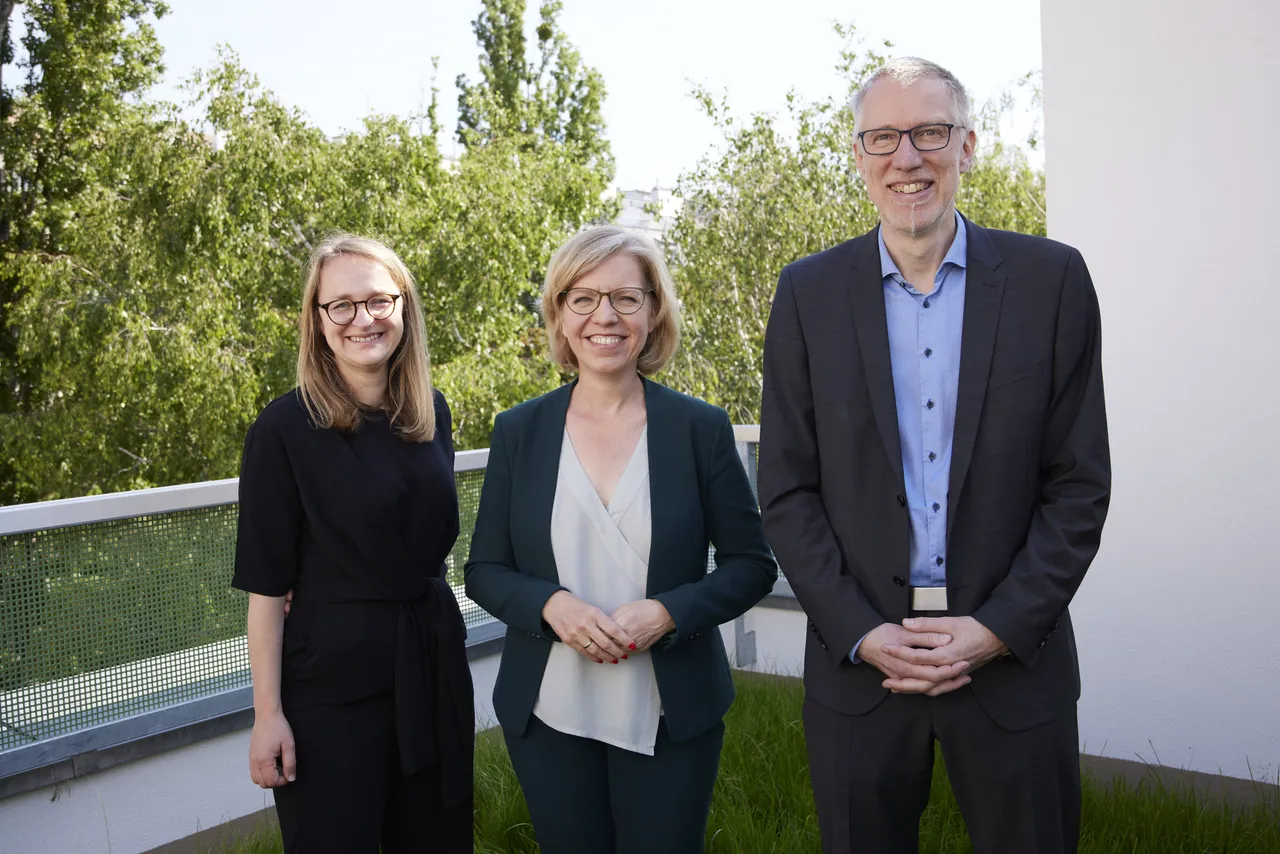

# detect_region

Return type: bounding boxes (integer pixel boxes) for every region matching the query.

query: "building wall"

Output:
[614,186,682,240]
[1040,0,1280,781]
[1,729,271,854]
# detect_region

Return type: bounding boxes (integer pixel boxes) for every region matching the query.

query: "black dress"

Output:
[233,389,473,853]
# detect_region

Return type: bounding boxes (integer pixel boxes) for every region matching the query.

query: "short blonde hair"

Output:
[296,233,437,442]
[541,226,681,375]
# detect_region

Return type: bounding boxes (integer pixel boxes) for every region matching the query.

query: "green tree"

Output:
[0,52,324,501]
[0,8,1045,503]
[455,0,611,175]
[662,25,1046,424]
[0,0,170,496]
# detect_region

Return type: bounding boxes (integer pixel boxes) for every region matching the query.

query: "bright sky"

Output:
[147,0,1042,191]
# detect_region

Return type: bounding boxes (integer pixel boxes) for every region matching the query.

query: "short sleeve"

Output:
[232,412,303,596]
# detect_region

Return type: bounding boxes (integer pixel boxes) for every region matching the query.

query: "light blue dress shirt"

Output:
[849,212,967,663]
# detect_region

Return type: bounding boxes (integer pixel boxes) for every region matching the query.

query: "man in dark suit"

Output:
[758,57,1110,854]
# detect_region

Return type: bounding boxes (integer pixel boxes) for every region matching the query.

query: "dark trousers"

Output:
[504,714,724,854]
[803,688,1080,854]
[273,691,473,853]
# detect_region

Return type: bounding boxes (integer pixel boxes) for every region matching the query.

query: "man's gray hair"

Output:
[852,57,973,133]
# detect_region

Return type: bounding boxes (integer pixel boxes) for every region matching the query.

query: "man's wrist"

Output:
[847,628,875,664]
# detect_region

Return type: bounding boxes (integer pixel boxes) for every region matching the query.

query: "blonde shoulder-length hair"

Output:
[296,233,436,442]
[540,226,682,375]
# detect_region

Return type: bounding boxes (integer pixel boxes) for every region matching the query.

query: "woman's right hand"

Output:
[541,590,636,664]
[248,709,296,788]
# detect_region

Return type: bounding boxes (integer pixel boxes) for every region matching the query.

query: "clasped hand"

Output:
[541,590,675,663]
[860,616,1008,697]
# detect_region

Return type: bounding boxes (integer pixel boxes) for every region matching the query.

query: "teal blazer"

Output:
[464,378,778,742]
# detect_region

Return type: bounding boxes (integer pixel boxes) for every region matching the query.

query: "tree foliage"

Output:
[0,1,611,502]
[456,0,610,176]
[0,8,1045,505]
[1,0,171,496]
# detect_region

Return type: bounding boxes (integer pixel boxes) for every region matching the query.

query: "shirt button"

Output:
[923,299,931,308]
[924,348,933,357]
[926,400,935,409]
[928,451,936,461]
[893,576,907,587]
[896,495,907,507]
[935,556,944,566]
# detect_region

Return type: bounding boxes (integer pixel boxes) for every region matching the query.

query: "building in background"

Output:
[613,185,682,241]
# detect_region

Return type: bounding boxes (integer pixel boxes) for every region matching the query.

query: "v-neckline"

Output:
[564,425,648,514]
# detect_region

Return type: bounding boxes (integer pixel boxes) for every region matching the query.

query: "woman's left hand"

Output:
[610,600,676,653]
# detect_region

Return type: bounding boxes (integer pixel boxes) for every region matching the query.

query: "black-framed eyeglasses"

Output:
[558,287,653,315]
[317,294,402,325]
[857,123,960,156]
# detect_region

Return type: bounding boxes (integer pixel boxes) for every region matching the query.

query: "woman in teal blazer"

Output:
[465,226,777,854]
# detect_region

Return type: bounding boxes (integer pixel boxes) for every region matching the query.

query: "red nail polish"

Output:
[612,659,619,664]
[622,654,629,660]
[629,643,637,650]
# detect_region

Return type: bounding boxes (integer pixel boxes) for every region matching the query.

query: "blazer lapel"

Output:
[947,218,1006,538]
[642,378,682,597]
[523,382,573,584]
[846,226,906,486]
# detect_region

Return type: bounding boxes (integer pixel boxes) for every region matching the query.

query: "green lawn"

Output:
[218,672,1280,853]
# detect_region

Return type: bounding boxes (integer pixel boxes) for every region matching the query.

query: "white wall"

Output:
[722,608,807,680]
[1,729,272,854]
[1040,0,1280,781]
[0,651,503,854]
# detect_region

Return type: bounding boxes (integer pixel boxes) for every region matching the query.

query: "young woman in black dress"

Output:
[233,234,473,852]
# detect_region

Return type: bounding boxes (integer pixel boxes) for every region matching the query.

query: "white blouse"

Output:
[532,427,663,755]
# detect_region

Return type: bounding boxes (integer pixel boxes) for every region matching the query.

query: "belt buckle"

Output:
[910,586,948,611]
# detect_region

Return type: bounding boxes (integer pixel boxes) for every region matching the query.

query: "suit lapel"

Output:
[524,382,573,584]
[642,378,682,597]
[947,218,1006,538]
[846,226,905,486]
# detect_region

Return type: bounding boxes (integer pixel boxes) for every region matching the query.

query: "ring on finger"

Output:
[582,639,594,649]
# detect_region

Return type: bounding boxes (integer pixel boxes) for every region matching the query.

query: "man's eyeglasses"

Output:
[857,123,960,156]
[317,294,402,325]
[558,287,653,316]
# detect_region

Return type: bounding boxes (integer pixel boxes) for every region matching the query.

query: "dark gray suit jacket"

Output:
[759,215,1110,731]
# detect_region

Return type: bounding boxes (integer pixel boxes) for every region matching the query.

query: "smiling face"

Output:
[315,254,405,384]
[854,75,976,239]
[558,253,656,381]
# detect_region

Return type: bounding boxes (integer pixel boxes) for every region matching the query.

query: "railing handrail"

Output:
[0,478,240,538]
[0,428,758,536]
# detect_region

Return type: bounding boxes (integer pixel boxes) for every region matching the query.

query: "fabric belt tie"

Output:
[392,576,474,807]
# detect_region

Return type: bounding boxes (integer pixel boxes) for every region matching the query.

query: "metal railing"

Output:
[0,428,759,783]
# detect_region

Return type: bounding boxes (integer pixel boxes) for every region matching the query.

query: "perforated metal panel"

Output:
[0,506,246,752]
[447,467,489,628]
[0,462,493,755]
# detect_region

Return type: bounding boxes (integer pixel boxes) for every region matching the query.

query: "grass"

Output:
[219,672,1280,853]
